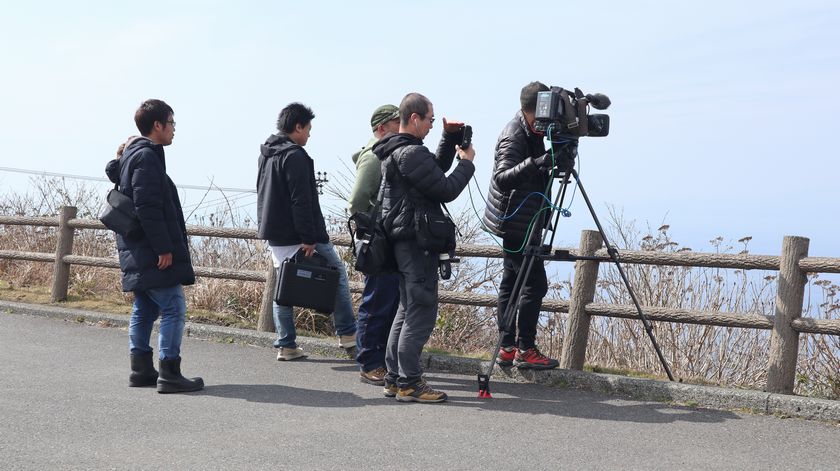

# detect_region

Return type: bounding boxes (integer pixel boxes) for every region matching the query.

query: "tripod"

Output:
[478,137,674,398]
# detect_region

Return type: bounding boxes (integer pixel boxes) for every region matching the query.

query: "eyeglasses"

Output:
[166,120,176,127]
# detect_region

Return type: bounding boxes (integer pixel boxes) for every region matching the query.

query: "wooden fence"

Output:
[2,206,840,395]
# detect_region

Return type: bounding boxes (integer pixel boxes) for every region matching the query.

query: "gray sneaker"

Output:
[277,347,307,361]
[339,334,356,349]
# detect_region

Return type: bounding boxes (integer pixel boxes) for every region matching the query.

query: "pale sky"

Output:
[1,0,838,258]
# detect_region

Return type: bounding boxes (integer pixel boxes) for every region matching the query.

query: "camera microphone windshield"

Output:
[585,93,611,110]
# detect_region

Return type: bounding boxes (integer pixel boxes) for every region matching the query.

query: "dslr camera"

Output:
[533,86,610,138]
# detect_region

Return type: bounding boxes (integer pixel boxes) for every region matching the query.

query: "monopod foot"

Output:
[477,374,492,399]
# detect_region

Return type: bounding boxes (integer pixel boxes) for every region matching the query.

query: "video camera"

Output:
[533,86,610,138]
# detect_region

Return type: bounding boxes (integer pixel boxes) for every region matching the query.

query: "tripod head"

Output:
[545,127,578,176]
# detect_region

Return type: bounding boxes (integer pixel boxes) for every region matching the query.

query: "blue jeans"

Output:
[129,285,187,360]
[355,273,400,371]
[273,242,357,348]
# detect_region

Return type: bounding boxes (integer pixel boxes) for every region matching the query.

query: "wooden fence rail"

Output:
[2,208,840,395]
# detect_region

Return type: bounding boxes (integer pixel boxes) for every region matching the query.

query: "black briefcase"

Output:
[274,250,339,314]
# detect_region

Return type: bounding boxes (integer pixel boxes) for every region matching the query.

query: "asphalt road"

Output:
[1,312,838,470]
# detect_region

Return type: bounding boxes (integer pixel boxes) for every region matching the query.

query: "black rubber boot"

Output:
[129,351,158,387]
[157,357,204,394]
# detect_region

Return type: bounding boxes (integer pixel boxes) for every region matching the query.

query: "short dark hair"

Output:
[520,81,549,113]
[134,99,173,136]
[276,102,315,134]
[399,93,431,126]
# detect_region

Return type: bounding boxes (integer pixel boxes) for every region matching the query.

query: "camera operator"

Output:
[483,81,560,370]
[372,92,475,403]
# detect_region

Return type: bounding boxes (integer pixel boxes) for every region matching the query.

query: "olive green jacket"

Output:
[348,136,382,215]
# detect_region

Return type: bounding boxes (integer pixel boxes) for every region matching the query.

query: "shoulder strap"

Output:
[361,157,392,224]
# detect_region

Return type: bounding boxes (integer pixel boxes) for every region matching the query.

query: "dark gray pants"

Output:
[384,239,439,388]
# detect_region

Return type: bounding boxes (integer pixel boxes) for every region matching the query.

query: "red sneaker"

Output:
[515,347,559,370]
[496,346,516,367]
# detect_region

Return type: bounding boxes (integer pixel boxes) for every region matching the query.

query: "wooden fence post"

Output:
[560,230,603,370]
[766,235,809,394]
[257,262,276,333]
[50,206,77,302]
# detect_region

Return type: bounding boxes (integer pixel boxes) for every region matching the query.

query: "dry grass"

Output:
[1,177,838,399]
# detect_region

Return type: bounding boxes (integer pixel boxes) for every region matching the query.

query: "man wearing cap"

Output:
[348,104,401,385]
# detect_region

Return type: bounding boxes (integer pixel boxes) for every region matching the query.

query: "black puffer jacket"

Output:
[372,131,474,242]
[105,138,195,292]
[483,111,549,247]
[256,133,329,246]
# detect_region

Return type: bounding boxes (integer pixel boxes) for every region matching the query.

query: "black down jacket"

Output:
[105,138,195,292]
[256,133,329,246]
[372,131,475,242]
[482,111,549,247]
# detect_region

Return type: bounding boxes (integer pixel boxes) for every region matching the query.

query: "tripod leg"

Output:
[569,169,675,381]
[545,170,572,249]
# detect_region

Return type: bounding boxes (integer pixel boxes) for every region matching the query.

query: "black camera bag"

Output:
[414,210,456,253]
[348,165,396,275]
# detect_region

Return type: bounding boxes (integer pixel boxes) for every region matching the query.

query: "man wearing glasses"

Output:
[372,92,476,403]
[106,99,203,393]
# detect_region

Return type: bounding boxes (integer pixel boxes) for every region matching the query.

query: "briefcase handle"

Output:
[287,248,333,269]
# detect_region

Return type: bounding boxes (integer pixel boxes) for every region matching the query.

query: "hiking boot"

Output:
[277,347,307,361]
[396,379,448,404]
[360,367,387,386]
[496,346,516,367]
[383,380,398,398]
[339,334,356,349]
[515,346,559,370]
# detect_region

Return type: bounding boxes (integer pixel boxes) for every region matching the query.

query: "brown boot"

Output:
[359,366,387,386]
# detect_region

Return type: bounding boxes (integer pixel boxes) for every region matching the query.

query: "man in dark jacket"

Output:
[105,99,203,393]
[256,102,356,361]
[482,81,560,370]
[373,92,475,403]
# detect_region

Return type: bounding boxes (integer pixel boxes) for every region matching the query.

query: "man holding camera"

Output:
[372,92,475,403]
[256,102,357,361]
[483,81,560,370]
[348,104,402,386]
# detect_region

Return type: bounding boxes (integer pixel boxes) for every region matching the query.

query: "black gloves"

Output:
[532,152,554,171]
[533,152,576,173]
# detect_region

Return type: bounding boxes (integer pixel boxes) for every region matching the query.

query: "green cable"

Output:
[466,177,551,254]
[465,124,560,254]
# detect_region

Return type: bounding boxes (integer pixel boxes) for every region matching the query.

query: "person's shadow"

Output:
[199,373,740,425]
[200,383,379,408]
